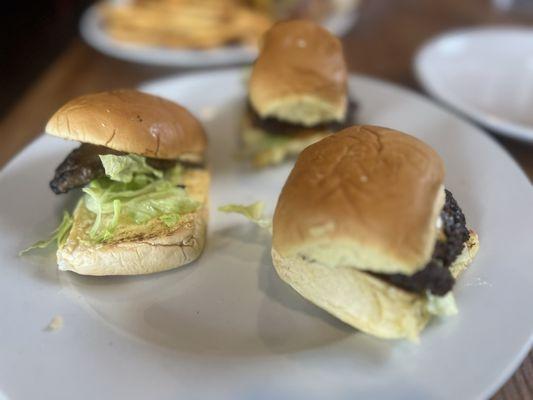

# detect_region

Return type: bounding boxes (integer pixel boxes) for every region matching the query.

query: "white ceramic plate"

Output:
[80,1,359,67]
[415,27,533,142]
[1,70,532,400]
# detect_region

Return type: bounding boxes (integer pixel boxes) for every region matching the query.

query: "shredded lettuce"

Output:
[19,211,73,255]
[83,156,198,241]
[426,291,458,316]
[218,202,272,231]
[159,214,181,227]
[91,199,122,242]
[165,163,184,186]
[99,154,163,183]
[21,154,198,251]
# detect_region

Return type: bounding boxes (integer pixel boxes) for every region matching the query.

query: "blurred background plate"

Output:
[80,0,359,67]
[1,70,532,399]
[415,27,533,142]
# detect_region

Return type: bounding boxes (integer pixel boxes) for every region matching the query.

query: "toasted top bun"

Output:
[46,89,207,160]
[272,125,446,275]
[249,20,347,127]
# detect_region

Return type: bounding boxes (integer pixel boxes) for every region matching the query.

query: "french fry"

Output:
[100,0,273,49]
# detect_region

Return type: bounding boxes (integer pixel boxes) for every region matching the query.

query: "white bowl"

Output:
[415,27,533,142]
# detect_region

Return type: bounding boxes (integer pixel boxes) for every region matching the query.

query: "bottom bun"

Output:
[57,168,209,276]
[272,231,480,340]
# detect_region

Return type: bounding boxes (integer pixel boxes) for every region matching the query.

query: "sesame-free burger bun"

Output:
[272,125,446,276]
[45,89,207,160]
[249,20,348,127]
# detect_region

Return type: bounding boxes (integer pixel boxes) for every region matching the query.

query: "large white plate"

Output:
[1,70,532,400]
[415,27,533,142]
[80,2,359,67]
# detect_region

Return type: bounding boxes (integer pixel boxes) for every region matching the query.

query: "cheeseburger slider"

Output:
[24,90,209,276]
[271,125,480,340]
[242,19,355,167]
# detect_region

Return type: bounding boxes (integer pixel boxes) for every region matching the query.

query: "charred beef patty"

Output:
[247,99,357,135]
[50,143,178,194]
[50,144,120,194]
[372,190,470,296]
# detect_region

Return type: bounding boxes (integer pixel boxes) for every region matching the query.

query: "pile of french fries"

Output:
[101,0,273,49]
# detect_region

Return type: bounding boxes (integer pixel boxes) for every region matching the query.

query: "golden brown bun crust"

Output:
[272,125,446,275]
[249,20,347,125]
[46,90,207,160]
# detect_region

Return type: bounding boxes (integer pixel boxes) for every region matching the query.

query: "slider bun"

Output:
[57,168,209,275]
[249,20,347,127]
[46,89,207,160]
[273,125,446,275]
[272,231,480,340]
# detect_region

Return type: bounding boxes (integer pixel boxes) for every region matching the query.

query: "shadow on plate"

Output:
[59,224,369,358]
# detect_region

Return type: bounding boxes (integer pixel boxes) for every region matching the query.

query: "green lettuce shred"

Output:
[426,291,458,316]
[83,155,198,241]
[165,163,184,186]
[218,202,272,231]
[159,214,181,227]
[99,154,162,183]
[19,211,73,255]
[21,154,199,252]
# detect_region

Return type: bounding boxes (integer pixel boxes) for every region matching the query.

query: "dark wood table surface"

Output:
[0,0,531,398]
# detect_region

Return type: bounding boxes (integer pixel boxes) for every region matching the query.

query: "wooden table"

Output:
[0,0,531,398]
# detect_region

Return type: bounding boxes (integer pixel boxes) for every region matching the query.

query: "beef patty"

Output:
[372,190,470,296]
[50,143,178,194]
[247,99,357,135]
